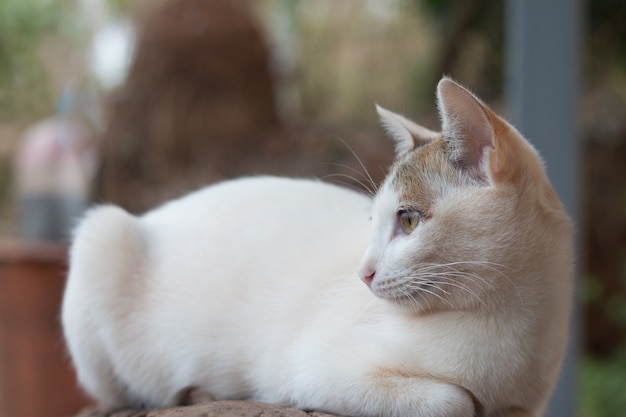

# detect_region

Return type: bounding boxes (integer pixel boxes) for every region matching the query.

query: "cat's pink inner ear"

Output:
[436,78,495,176]
[376,105,439,156]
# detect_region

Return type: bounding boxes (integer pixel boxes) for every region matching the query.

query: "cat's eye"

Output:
[398,210,421,234]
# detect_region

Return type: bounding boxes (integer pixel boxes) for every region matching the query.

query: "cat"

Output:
[62,78,574,417]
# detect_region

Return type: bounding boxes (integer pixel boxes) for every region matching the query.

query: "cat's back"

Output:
[137,176,373,313]
[142,176,372,261]
[144,176,370,227]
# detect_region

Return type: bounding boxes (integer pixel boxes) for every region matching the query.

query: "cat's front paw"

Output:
[173,386,217,406]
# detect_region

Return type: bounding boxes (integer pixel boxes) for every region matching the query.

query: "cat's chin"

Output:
[370,287,435,314]
[370,281,457,315]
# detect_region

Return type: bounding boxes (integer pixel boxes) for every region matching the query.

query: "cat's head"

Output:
[358,77,573,314]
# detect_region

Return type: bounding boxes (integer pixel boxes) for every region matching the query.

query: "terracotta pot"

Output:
[0,240,92,417]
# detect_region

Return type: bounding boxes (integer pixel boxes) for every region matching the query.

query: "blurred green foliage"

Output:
[582,268,626,331]
[257,0,438,128]
[0,0,74,121]
[412,0,504,98]
[588,0,626,73]
[416,0,626,91]
[579,349,626,417]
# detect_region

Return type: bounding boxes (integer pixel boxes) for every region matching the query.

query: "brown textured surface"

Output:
[0,241,92,417]
[97,0,279,212]
[96,0,394,214]
[74,401,342,417]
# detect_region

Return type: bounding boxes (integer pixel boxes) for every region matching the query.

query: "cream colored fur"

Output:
[62,78,573,417]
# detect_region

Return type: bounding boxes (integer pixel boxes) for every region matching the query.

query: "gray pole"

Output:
[505,0,581,416]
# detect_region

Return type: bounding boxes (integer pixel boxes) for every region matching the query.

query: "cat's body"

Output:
[62,79,574,417]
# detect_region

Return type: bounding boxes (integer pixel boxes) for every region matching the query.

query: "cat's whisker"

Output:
[403,267,492,311]
[422,272,491,297]
[418,281,451,296]
[434,280,488,309]
[380,278,429,313]
[428,260,514,281]
[426,270,494,294]
[472,260,518,273]
[416,263,496,290]
[333,136,379,195]
[431,261,524,307]
[418,260,511,272]
[398,287,419,314]
[463,262,524,307]
[321,173,377,197]
[322,162,378,196]
[401,281,459,311]
[406,275,485,308]
[404,287,428,314]
[409,270,492,299]
[322,162,376,197]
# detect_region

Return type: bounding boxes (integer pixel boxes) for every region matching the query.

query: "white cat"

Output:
[62,78,574,417]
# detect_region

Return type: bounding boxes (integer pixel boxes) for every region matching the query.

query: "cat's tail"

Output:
[62,205,147,407]
[64,204,147,321]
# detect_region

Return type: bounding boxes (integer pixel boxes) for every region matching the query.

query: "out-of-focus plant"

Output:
[588,0,626,75]
[410,0,503,99]
[255,0,437,128]
[414,0,626,94]
[0,0,75,121]
[579,347,626,417]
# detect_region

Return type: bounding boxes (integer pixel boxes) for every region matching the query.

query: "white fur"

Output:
[63,80,573,417]
[376,105,439,155]
[63,177,477,416]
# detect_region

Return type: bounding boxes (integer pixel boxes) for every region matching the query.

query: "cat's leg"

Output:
[366,374,475,417]
[306,372,475,417]
[173,386,217,406]
[64,305,129,410]
[74,356,131,411]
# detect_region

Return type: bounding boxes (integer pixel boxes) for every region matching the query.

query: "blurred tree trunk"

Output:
[95,0,279,213]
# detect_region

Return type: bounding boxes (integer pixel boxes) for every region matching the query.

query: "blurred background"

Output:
[0,0,625,416]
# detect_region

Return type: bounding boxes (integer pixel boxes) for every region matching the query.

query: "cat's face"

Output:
[359,139,511,313]
[358,78,571,314]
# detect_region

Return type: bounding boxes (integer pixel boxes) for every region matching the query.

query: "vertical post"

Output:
[505,0,581,416]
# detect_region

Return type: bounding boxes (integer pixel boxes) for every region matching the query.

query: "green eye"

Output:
[398,210,421,234]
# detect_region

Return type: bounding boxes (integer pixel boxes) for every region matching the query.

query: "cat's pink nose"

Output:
[358,266,376,287]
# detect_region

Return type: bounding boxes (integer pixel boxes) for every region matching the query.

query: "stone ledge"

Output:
[74,401,343,417]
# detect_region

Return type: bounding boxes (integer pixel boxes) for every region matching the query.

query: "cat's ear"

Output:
[376,105,439,156]
[436,77,495,181]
